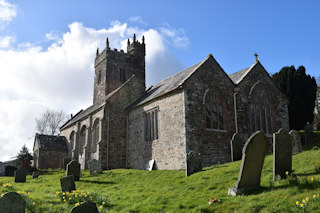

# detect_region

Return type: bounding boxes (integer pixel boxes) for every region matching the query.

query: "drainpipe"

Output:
[106,105,110,170]
[126,111,129,169]
[233,86,240,134]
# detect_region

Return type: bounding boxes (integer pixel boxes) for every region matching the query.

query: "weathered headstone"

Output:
[70,201,98,213]
[60,175,76,192]
[186,150,202,176]
[32,170,39,178]
[63,157,71,170]
[14,168,26,183]
[289,130,302,154]
[0,191,26,213]
[145,159,155,171]
[230,133,244,161]
[304,122,314,145]
[66,160,81,181]
[228,131,268,196]
[0,162,5,176]
[88,159,102,175]
[273,128,293,180]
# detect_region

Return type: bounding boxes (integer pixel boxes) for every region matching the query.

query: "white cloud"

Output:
[0,20,189,162]
[0,0,17,28]
[128,16,147,26]
[0,35,14,48]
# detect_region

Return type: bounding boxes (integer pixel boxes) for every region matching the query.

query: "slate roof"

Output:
[127,56,209,109]
[60,75,136,130]
[35,133,68,151]
[229,61,257,84]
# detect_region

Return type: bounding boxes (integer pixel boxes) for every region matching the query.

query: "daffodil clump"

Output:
[296,194,320,212]
[56,190,108,211]
[1,183,14,192]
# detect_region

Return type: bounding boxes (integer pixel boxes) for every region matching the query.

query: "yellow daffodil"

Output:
[296,201,299,205]
[306,197,310,202]
[63,196,65,200]
[303,199,306,203]
[75,203,79,207]
[300,204,304,208]
[313,195,317,198]
[99,206,103,210]
[102,201,106,205]
[285,171,289,175]
[311,177,314,182]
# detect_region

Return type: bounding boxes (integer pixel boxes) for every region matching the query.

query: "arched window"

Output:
[79,126,86,155]
[91,119,99,153]
[205,89,226,130]
[250,83,273,134]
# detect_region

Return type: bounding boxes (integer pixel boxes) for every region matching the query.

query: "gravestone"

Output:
[273,128,293,180]
[230,133,244,161]
[14,168,26,183]
[32,170,39,178]
[145,159,155,171]
[289,130,302,154]
[186,150,202,176]
[88,159,102,175]
[228,131,268,196]
[70,201,98,213]
[67,160,81,181]
[60,175,76,192]
[0,162,4,176]
[63,157,71,170]
[304,122,314,145]
[0,191,26,213]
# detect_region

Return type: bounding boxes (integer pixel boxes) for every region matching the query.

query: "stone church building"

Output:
[60,35,289,172]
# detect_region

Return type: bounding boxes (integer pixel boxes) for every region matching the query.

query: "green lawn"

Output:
[1,143,320,213]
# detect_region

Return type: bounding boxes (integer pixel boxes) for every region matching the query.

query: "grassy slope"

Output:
[1,144,320,213]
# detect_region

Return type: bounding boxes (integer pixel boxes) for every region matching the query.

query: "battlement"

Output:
[93,34,146,104]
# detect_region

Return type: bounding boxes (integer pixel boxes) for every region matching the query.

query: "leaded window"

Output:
[205,90,225,130]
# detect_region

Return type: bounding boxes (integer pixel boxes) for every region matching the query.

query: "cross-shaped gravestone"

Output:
[60,175,76,192]
[228,131,268,196]
[70,201,98,213]
[67,160,81,181]
[0,192,26,213]
[14,168,26,183]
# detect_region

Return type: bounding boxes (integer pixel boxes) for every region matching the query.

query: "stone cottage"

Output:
[59,35,289,172]
[33,133,68,169]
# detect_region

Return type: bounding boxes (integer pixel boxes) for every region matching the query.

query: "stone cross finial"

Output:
[254,52,258,62]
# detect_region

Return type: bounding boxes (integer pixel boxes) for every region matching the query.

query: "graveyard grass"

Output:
[1,143,320,212]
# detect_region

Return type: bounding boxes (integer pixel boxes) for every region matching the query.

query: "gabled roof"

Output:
[35,133,68,151]
[60,75,137,130]
[229,61,257,84]
[127,56,210,109]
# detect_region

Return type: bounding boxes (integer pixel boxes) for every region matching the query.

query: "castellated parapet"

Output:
[93,34,146,104]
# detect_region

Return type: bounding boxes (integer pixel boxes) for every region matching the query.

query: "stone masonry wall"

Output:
[128,89,187,170]
[236,62,289,150]
[38,150,68,169]
[105,76,145,169]
[183,55,236,167]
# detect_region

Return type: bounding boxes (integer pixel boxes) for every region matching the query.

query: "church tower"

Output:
[93,34,146,103]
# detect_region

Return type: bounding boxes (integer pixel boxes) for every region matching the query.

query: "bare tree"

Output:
[35,109,68,135]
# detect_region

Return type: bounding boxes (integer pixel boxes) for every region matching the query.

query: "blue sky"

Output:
[0,0,319,161]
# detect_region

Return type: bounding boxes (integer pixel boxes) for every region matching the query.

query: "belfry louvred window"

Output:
[145,107,159,142]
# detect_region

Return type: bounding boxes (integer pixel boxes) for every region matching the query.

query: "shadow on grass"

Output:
[79,180,115,185]
[241,181,320,196]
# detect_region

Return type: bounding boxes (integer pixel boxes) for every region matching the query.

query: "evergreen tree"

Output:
[272,66,317,130]
[16,144,32,167]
